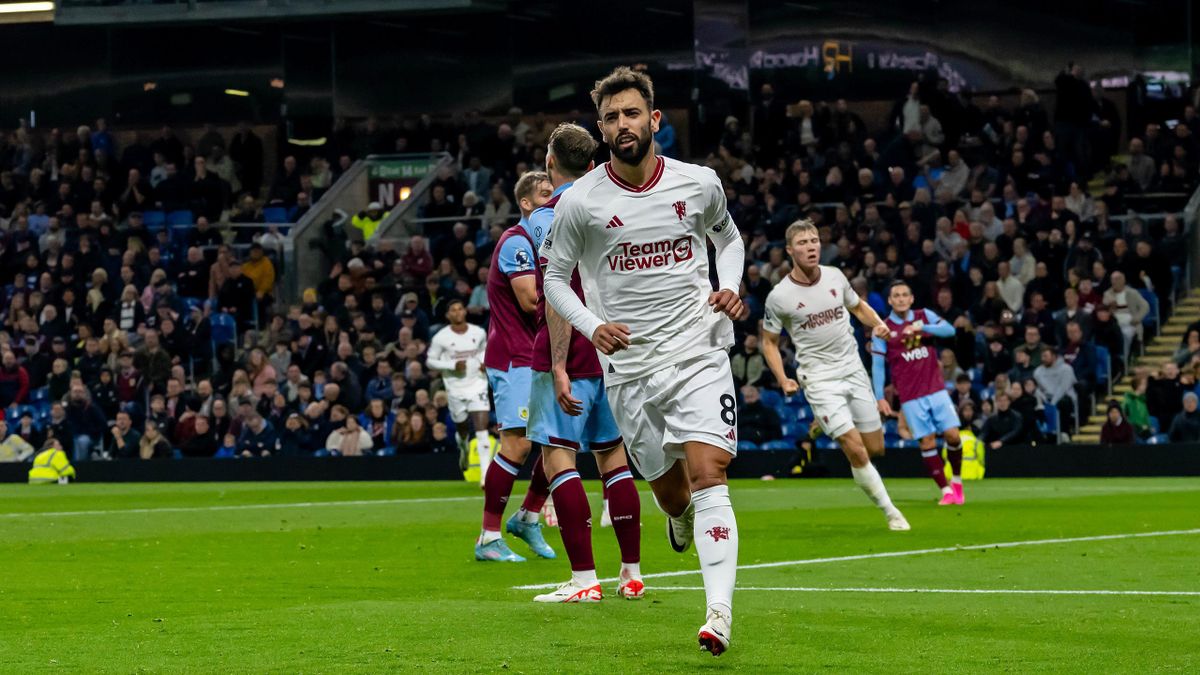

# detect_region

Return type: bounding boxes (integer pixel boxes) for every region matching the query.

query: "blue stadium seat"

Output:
[815,436,838,451]
[211,312,237,347]
[883,419,899,437]
[761,440,794,451]
[167,210,194,226]
[1146,433,1170,444]
[759,389,782,408]
[896,439,920,449]
[783,391,806,407]
[779,421,809,439]
[1149,416,1160,435]
[1139,289,1159,330]
[736,440,760,452]
[143,210,167,228]
[1042,404,1059,435]
[263,206,290,224]
[795,406,814,422]
[1094,345,1111,387]
[29,387,49,403]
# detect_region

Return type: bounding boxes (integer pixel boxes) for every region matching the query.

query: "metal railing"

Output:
[370,152,456,245]
[282,159,371,302]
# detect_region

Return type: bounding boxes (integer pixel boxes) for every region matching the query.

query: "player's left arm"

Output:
[914,309,956,338]
[546,303,583,416]
[702,174,746,319]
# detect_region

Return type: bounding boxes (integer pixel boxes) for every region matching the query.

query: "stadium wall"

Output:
[1,445,1196,483]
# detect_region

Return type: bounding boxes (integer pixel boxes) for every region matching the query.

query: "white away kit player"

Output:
[426,299,491,461]
[760,219,910,531]
[541,66,745,656]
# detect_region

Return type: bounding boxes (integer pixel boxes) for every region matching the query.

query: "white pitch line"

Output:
[649,586,1200,597]
[513,528,1200,590]
[0,495,478,519]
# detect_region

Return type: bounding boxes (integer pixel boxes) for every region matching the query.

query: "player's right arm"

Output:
[871,337,893,416]
[424,332,462,375]
[541,194,630,355]
[496,236,539,315]
[760,299,799,395]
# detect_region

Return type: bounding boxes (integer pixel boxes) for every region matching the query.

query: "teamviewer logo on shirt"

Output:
[607,237,693,271]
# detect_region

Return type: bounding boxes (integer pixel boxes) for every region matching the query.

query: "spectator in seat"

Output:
[269,155,302,207]
[238,412,277,458]
[0,350,30,409]
[138,420,171,459]
[1100,401,1135,445]
[1148,362,1186,425]
[218,260,257,330]
[1174,329,1200,368]
[736,385,781,445]
[326,408,372,456]
[1168,392,1200,443]
[730,334,767,388]
[401,235,434,280]
[180,415,218,457]
[1101,271,1148,362]
[242,243,276,305]
[981,391,1024,450]
[105,410,141,459]
[1034,347,1078,433]
[0,419,35,462]
[396,412,432,453]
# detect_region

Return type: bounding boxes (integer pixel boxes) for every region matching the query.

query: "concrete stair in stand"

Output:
[1074,292,1200,442]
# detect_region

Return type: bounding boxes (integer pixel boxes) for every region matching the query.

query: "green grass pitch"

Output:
[2,477,1198,673]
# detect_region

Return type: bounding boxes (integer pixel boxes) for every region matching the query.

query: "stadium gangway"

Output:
[368,152,455,245]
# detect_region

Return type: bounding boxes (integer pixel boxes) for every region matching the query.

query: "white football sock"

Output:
[479,529,501,544]
[516,507,539,524]
[620,562,642,579]
[572,569,598,586]
[851,462,899,517]
[475,431,492,480]
[692,485,737,615]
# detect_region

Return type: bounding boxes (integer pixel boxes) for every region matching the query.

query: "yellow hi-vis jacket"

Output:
[464,434,500,484]
[28,447,76,484]
[350,211,388,240]
[944,428,985,480]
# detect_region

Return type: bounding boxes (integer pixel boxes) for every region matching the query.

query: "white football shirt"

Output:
[541,156,742,385]
[762,265,865,383]
[426,323,488,396]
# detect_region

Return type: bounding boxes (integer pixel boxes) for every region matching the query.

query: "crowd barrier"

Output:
[0,444,1195,483]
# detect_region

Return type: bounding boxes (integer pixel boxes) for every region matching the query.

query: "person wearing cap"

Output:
[1168,391,1200,442]
[350,201,388,241]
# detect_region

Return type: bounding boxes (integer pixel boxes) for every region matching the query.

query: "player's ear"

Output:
[651,109,661,134]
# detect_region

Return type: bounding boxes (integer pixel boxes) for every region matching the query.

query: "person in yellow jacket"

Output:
[241,243,276,299]
[28,439,76,484]
[350,202,388,241]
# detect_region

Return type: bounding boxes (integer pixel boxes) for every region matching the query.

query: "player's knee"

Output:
[840,438,869,467]
[944,428,962,446]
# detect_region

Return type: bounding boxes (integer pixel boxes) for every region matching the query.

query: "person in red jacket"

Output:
[1100,401,1135,445]
[0,351,30,409]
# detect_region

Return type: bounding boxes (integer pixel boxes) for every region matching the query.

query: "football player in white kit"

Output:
[542,67,744,656]
[760,219,910,531]
[426,299,491,468]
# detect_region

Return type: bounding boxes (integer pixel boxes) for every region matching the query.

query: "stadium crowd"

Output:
[0,63,1199,465]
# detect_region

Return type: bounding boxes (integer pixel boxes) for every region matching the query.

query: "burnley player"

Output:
[760,220,910,532]
[526,123,643,603]
[872,280,965,505]
[543,67,743,655]
[476,171,556,563]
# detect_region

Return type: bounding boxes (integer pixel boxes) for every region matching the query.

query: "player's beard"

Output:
[609,127,652,166]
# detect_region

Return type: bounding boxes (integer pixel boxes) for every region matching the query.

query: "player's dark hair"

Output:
[443,298,465,317]
[548,123,598,179]
[591,66,655,111]
[887,279,912,294]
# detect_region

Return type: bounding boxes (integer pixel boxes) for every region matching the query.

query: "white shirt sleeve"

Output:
[541,193,605,340]
[762,292,783,335]
[840,271,861,309]
[702,174,744,294]
[424,331,456,372]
